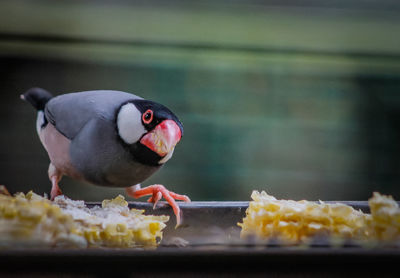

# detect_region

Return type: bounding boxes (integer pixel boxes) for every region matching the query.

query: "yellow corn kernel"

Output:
[240,191,400,244]
[0,192,169,248]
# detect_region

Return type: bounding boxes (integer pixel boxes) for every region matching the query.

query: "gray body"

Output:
[42,90,160,187]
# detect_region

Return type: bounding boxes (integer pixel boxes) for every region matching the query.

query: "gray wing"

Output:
[45,90,142,139]
[69,116,160,186]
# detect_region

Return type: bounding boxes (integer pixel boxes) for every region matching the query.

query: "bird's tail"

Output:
[20,88,53,111]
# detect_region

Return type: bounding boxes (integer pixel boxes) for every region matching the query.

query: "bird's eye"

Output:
[142,109,153,124]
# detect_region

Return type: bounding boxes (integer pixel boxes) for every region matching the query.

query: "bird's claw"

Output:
[147,191,163,209]
[126,184,190,228]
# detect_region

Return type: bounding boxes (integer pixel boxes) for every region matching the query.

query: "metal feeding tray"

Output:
[0,201,399,277]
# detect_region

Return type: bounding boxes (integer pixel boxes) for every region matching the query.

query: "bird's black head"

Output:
[116,99,183,166]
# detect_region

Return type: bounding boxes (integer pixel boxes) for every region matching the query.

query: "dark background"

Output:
[1,0,400,201]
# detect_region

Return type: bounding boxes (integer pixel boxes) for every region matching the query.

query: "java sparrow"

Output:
[21,88,190,226]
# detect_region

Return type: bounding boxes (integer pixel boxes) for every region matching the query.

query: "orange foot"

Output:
[48,164,63,201]
[126,184,190,227]
[50,175,63,201]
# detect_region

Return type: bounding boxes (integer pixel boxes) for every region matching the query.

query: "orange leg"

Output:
[48,163,63,201]
[50,176,62,200]
[126,184,190,227]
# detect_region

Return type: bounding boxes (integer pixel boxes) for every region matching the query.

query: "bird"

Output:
[21,88,190,226]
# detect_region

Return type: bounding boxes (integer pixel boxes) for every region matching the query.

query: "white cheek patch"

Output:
[117,103,146,144]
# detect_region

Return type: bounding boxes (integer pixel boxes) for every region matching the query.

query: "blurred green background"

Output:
[1,0,400,201]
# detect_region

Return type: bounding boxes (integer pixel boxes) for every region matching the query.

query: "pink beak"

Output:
[140,120,182,157]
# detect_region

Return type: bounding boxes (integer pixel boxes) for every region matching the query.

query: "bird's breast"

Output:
[100,160,161,187]
[40,123,83,180]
